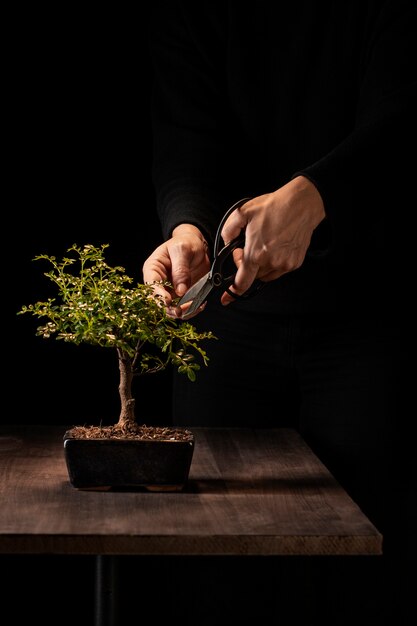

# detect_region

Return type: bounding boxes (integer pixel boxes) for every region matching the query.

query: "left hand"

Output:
[142,224,210,318]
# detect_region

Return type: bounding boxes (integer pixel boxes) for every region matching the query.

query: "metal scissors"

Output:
[178,197,264,319]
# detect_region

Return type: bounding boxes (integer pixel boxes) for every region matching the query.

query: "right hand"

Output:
[220,176,326,304]
[142,224,211,318]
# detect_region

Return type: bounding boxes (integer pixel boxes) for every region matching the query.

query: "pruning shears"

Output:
[178,197,264,319]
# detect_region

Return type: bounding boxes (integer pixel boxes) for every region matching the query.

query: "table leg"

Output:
[94,555,119,626]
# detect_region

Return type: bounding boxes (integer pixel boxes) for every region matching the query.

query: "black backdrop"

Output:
[4,10,176,625]
[8,7,172,431]
[5,8,409,626]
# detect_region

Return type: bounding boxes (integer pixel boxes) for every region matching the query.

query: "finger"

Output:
[220,260,259,306]
[178,301,207,321]
[142,262,165,286]
[165,303,184,319]
[143,283,175,315]
[221,204,249,244]
[142,247,171,284]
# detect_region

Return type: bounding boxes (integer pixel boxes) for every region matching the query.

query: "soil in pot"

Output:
[63,424,195,492]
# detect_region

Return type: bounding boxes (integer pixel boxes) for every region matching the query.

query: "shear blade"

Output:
[178,274,213,319]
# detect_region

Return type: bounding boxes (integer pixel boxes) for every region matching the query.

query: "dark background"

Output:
[4,8,177,625]
[8,7,171,430]
[3,8,409,626]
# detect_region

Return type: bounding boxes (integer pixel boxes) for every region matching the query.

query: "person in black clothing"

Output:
[143,2,416,624]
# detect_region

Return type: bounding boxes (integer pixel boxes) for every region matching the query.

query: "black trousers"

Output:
[164,299,414,625]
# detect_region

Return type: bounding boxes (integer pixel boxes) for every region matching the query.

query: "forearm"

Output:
[150,2,228,245]
[295,0,416,250]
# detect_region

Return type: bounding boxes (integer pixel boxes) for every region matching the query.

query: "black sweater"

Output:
[148,1,416,314]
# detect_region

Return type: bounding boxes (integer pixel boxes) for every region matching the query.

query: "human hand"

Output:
[142,224,211,318]
[220,176,326,304]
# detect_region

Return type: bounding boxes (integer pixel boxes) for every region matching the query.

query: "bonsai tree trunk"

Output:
[117,348,136,430]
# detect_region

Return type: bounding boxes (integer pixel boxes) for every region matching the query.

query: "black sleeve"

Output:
[295,0,417,254]
[149,1,228,246]
[150,0,416,259]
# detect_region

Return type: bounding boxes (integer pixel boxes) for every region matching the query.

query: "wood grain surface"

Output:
[0,425,382,555]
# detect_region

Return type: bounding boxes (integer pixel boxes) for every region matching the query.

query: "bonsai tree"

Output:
[17,243,215,438]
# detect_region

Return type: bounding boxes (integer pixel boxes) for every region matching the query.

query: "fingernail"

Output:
[176,283,187,296]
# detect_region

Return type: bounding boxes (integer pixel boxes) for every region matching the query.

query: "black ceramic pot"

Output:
[63,429,195,491]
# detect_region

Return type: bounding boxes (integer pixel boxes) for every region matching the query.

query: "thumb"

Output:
[170,257,192,297]
[172,264,191,297]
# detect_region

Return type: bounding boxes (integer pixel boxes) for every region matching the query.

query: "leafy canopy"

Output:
[18,243,215,381]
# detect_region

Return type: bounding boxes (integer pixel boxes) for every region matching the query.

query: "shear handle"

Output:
[210,233,246,287]
[213,197,252,257]
[211,234,264,300]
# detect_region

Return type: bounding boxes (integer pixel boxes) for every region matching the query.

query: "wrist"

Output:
[291,175,326,220]
[172,223,208,245]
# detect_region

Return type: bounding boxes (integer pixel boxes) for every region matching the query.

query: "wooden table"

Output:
[0,425,382,624]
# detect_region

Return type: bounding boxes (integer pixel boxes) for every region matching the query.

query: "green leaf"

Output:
[17,243,217,380]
